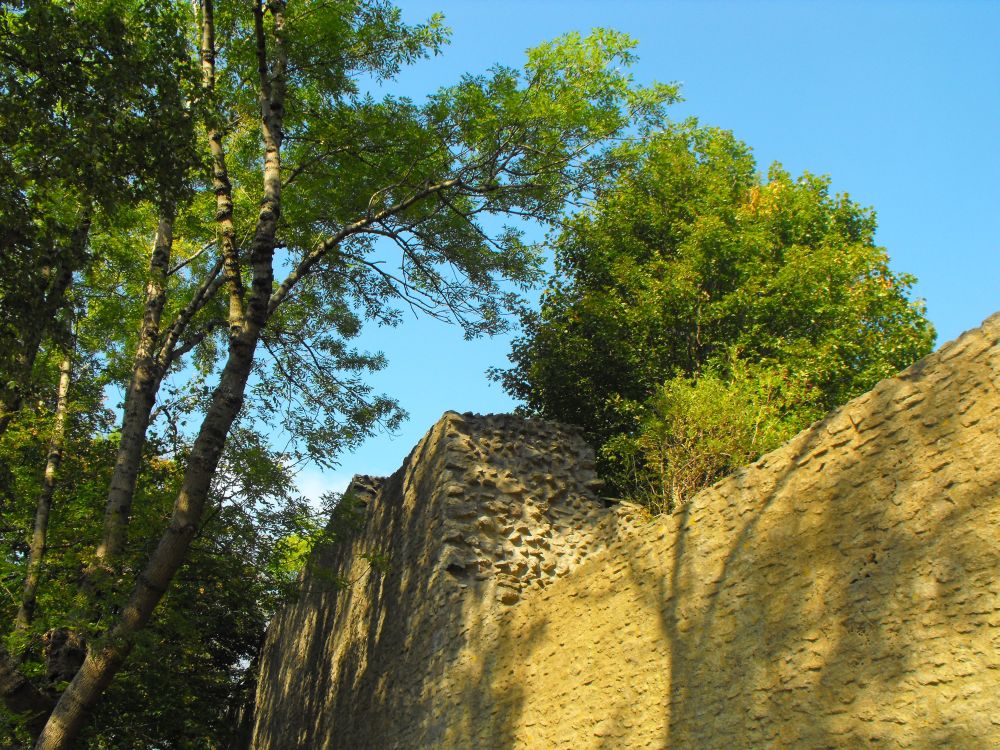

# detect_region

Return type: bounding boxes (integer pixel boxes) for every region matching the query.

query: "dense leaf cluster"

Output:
[0,384,336,747]
[497,122,935,511]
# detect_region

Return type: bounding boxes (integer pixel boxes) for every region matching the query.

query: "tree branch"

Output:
[201,0,246,334]
[156,258,224,372]
[268,177,463,315]
[167,242,214,276]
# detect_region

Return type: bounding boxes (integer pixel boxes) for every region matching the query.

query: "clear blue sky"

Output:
[296,0,999,499]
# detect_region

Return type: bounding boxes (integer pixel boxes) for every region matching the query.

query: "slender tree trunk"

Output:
[35,308,268,750]
[0,220,90,740]
[0,214,90,438]
[15,350,73,631]
[92,210,174,572]
[34,5,288,746]
[200,0,246,333]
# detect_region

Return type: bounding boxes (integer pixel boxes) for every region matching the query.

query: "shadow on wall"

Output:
[632,321,995,749]
[252,414,622,750]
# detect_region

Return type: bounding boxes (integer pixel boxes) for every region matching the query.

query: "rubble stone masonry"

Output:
[250,313,999,749]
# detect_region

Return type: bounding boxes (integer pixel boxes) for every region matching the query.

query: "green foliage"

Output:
[604,356,817,514]
[497,121,936,511]
[0,2,677,744]
[0,0,199,205]
[0,414,325,747]
[0,0,201,423]
[0,0,938,743]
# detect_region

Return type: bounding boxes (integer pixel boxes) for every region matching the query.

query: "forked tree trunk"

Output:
[35,0,287,750]
[34,308,268,750]
[34,3,288,743]
[91,210,175,574]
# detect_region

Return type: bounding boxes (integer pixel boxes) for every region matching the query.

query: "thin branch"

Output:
[162,318,227,372]
[156,258,225,372]
[282,144,350,188]
[269,177,462,315]
[168,242,214,276]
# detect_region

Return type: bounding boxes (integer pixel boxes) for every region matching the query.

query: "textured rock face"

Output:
[250,314,1000,750]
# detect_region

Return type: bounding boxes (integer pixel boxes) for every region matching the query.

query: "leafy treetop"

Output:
[496,121,935,510]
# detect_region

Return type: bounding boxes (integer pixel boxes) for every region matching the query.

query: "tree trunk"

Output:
[33,4,289,744]
[15,349,73,631]
[34,328,265,749]
[0,224,90,742]
[92,210,174,572]
[200,0,246,333]
[0,214,90,438]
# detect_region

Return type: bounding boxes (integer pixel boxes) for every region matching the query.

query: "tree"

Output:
[496,122,935,511]
[1,2,206,738]
[0,0,199,436]
[1,1,677,745]
[0,410,320,747]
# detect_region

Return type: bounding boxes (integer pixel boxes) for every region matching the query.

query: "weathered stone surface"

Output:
[250,312,1000,750]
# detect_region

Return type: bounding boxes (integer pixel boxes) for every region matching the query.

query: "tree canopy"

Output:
[496,122,935,511]
[0,1,677,746]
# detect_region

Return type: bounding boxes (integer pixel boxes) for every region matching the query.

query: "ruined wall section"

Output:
[250,413,631,750]
[433,413,648,604]
[469,312,1000,749]
[252,312,1000,750]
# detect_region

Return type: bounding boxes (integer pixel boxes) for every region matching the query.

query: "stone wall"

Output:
[250,313,1000,749]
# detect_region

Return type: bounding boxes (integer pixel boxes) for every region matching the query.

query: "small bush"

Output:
[602,356,821,513]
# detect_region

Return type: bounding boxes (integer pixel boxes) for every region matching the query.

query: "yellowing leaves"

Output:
[740,180,786,218]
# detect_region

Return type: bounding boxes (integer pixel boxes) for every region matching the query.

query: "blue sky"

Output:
[295,0,999,499]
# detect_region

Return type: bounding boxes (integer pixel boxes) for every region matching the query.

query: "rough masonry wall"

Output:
[251,313,1000,750]
[251,414,637,749]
